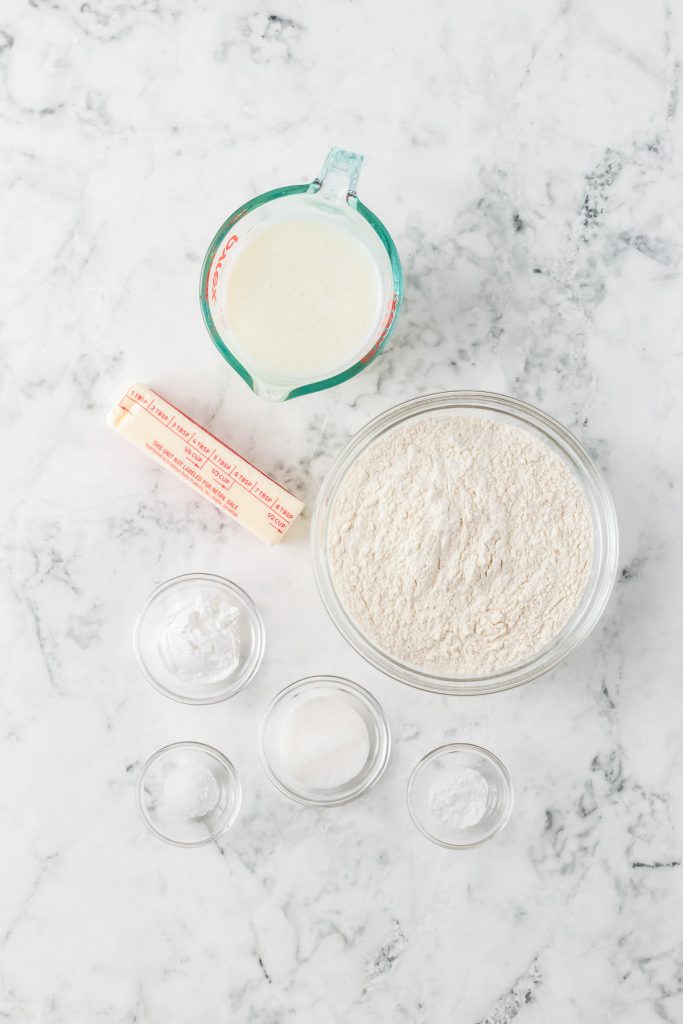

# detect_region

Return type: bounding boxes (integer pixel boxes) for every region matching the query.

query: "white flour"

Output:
[328,416,593,675]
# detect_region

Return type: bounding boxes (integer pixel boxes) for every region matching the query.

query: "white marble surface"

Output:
[2,0,682,1020]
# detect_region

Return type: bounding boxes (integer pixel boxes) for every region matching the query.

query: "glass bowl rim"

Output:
[311,389,619,695]
[133,572,265,705]
[258,674,391,806]
[136,740,242,848]
[407,741,514,850]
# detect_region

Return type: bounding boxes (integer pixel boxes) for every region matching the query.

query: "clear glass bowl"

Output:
[408,743,513,849]
[134,573,265,704]
[312,390,619,695]
[258,675,391,806]
[136,741,242,847]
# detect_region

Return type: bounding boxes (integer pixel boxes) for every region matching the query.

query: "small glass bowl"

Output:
[312,390,619,695]
[407,743,513,849]
[259,676,391,806]
[136,741,242,847]
[134,573,265,704]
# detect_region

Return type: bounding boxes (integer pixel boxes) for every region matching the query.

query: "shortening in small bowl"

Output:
[134,573,265,704]
[312,392,618,694]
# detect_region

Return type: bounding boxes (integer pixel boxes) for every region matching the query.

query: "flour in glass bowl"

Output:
[327,416,594,676]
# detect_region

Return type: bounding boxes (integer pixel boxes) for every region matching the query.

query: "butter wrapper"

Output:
[108,383,304,545]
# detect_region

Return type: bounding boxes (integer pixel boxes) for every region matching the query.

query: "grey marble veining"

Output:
[1,0,682,1021]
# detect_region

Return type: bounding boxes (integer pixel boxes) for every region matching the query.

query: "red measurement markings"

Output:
[186,434,212,458]
[210,465,235,493]
[150,447,240,518]
[121,389,303,534]
[209,234,238,304]
[251,483,275,506]
[231,467,256,491]
[147,400,171,425]
[266,510,287,534]
[168,417,192,441]
[134,415,284,533]
[360,292,398,365]
[210,451,234,474]
[132,387,302,500]
[127,386,151,407]
[272,497,295,521]
[183,444,206,469]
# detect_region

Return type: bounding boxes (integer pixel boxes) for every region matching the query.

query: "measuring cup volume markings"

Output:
[200,147,403,402]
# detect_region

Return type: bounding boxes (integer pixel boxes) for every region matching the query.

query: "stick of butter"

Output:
[108,383,304,545]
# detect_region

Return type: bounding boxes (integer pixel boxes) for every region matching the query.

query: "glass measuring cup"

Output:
[199,148,403,402]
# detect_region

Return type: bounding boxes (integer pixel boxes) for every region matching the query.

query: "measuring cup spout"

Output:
[312,147,364,203]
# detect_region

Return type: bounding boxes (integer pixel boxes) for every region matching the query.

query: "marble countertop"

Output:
[2,0,682,1020]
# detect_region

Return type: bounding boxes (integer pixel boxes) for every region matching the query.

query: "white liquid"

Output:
[222,212,383,380]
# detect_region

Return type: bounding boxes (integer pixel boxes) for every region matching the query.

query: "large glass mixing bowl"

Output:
[311,391,619,695]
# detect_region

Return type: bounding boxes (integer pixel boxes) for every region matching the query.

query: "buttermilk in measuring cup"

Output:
[201,148,403,401]
[223,210,380,380]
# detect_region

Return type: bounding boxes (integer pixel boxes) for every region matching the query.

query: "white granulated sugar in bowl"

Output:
[327,416,594,676]
[278,696,370,790]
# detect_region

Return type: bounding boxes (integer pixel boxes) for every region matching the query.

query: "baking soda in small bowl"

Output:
[428,766,489,829]
[408,743,513,849]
